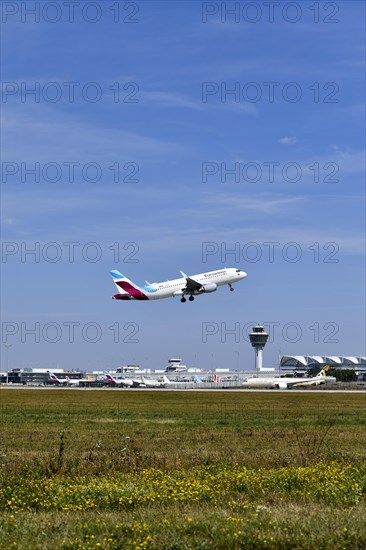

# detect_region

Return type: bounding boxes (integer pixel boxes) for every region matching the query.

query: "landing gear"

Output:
[229,284,234,292]
[181,295,195,303]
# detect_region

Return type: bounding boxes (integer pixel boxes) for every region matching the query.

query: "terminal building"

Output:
[280,355,366,380]
[3,368,84,385]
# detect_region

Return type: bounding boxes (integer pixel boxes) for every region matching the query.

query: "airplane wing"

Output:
[285,378,319,388]
[180,271,202,293]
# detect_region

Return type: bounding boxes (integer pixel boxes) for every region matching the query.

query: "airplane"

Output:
[110,267,247,303]
[48,372,80,386]
[160,375,199,386]
[141,376,163,388]
[241,366,330,389]
[104,371,155,388]
[161,375,175,386]
[104,371,134,387]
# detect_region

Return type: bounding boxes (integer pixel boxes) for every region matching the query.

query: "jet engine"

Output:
[274,382,288,389]
[199,283,217,293]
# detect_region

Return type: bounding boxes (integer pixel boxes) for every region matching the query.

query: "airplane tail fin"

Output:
[317,365,330,378]
[103,371,116,383]
[110,270,140,291]
[213,373,222,383]
[193,375,203,384]
[110,270,150,300]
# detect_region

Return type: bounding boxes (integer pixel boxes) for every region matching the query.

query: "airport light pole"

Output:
[249,325,269,372]
[4,344,12,384]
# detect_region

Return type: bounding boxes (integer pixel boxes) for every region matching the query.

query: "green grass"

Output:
[0,389,365,548]
[1,505,366,550]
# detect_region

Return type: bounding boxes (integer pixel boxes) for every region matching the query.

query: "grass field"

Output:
[0,388,365,549]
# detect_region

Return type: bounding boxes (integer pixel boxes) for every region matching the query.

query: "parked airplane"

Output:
[161,375,175,386]
[104,372,134,387]
[241,366,330,389]
[110,267,247,302]
[160,375,199,386]
[141,376,163,388]
[48,372,79,386]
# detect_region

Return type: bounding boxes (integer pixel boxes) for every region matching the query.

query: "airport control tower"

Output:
[249,324,269,372]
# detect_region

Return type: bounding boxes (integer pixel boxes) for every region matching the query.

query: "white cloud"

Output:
[205,194,303,214]
[139,89,257,115]
[278,136,298,145]
[2,103,186,163]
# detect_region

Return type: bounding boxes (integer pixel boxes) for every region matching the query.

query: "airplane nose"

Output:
[241,271,247,278]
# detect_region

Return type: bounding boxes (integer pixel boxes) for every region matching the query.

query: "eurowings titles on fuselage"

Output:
[110,268,247,303]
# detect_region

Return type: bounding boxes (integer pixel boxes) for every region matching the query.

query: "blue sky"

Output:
[1,1,365,372]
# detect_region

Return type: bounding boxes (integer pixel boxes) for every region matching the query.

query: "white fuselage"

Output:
[148,268,246,300]
[241,373,326,389]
